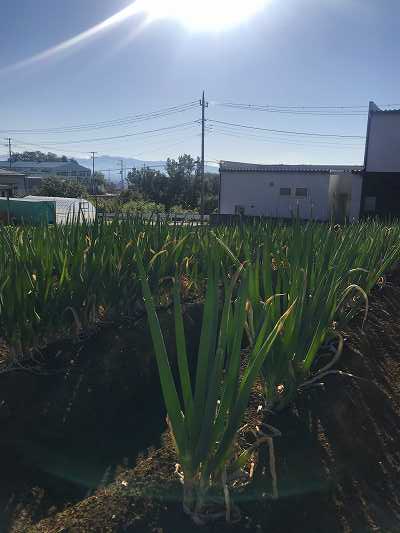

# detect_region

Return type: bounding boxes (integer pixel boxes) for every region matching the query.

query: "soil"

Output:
[2,275,400,532]
[0,305,203,532]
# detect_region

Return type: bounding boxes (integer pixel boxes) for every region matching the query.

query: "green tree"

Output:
[104,179,119,194]
[165,154,201,209]
[122,199,165,214]
[10,151,74,163]
[82,172,107,194]
[125,155,219,213]
[203,172,220,213]
[126,167,167,205]
[37,177,86,198]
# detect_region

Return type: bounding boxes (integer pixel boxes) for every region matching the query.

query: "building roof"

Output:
[24,195,90,203]
[369,101,400,114]
[0,168,26,177]
[220,161,363,173]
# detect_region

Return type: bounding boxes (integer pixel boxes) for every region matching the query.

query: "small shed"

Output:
[24,196,96,224]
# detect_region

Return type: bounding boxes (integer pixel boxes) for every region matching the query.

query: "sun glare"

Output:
[139,0,268,32]
[0,0,268,74]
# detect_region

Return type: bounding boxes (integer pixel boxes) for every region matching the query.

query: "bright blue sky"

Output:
[1,0,399,166]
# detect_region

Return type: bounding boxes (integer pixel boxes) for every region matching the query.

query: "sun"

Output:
[138,0,268,32]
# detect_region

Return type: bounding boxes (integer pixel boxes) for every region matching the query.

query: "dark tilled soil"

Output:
[3,277,400,533]
[0,305,203,532]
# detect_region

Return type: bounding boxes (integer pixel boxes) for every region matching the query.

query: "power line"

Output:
[220,102,368,109]
[208,124,364,147]
[5,98,397,136]
[11,131,201,162]
[211,129,363,151]
[215,102,367,116]
[207,119,365,139]
[12,124,199,155]
[14,121,200,147]
[132,132,201,159]
[4,96,375,165]
[213,100,400,111]
[0,101,199,135]
[11,140,94,155]
[210,125,364,148]
[215,104,366,116]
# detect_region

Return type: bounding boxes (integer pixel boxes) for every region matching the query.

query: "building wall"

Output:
[350,174,363,220]
[328,172,363,221]
[361,172,400,218]
[0,175,42,196]
[220,171,331,220]
[0,175,26,196]
[365,112,400,172]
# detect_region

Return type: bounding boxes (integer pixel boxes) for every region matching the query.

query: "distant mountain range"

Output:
[76,156,219,182]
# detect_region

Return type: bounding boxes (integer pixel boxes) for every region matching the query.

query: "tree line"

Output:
[9,151,75,163]
[126,154,219,213]
[9,152,219,213]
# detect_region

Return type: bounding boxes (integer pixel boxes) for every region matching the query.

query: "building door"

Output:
[335,193,349,223]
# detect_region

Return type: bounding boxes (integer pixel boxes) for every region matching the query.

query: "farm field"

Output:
[1,218,400,532]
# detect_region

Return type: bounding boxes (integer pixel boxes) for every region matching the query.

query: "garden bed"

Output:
[2,274,400,532]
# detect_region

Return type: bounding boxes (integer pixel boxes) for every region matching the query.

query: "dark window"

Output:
[280,187,291,196]
[295,187,308,197]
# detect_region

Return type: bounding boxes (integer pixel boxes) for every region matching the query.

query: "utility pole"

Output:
[90,151,97,194]
[120,160,124,190]
[5,138,12,169]
[200,91,208,224]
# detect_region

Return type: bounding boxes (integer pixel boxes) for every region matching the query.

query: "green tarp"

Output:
[0,198,55,225]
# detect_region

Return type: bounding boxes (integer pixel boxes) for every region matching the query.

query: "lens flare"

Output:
[0,3,142,74]
[0,0,268,74]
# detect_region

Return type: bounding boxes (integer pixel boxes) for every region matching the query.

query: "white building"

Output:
[219,162,363,221]
[218,101,400,222]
